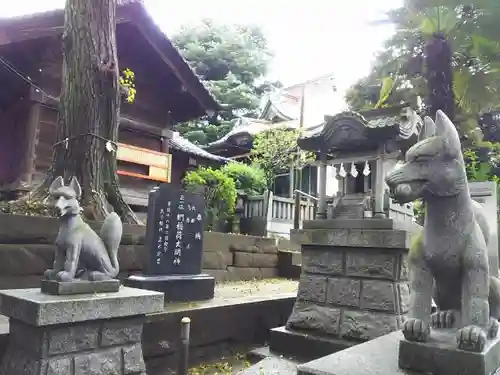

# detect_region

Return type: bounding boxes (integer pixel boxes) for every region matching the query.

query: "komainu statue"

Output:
[385,110,500,352]
[43,176,122,282]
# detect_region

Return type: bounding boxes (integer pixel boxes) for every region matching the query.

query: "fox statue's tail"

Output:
[100,212,122,278]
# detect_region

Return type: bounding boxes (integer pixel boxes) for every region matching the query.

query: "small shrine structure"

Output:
[297,105,424,222]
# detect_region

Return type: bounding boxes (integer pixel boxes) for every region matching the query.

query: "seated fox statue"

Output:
[385,110,500,353]
[43,176,122,282]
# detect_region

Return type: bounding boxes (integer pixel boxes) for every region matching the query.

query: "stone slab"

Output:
[269,326,354,362]
[125,273,215,302]
[237,357,297,375]
[40,279,120,295]
[303,218,419,231]
[297,331,420,375]
[290,228,412,249]
[399,329,500,375]
[0,286,164,326]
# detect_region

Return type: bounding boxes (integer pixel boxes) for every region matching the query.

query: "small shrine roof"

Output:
[298,105,423,153]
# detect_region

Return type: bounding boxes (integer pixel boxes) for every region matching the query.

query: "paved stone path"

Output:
[161,278,298,313]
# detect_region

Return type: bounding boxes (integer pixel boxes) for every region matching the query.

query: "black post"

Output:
[178,317,191,375]
[294,190,301,230]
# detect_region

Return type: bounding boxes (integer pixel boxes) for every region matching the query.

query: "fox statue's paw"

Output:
[488,318,500,339]
[431,310,455,328]
[55,271,74,282]
[43,269,59,280]
[457,325,487,352]
[402,318,430,342]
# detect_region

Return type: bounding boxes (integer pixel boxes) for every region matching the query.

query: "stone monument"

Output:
[125,183,215,302]
[0,176,164,375]
[269,106,423,360]
[385,110,500,375]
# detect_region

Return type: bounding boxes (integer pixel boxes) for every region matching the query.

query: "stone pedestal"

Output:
[0,287,164,375]
[399,329,500,375]
[275,218,413,360]
[125,273,215,302]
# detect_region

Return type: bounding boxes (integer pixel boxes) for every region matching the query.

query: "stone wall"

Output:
[0,214,281,288]
[288,243,409,340]
[271,220,412,358]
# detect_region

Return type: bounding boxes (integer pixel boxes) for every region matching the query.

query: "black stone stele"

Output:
[41,279,120,295]
[125,183,215,302]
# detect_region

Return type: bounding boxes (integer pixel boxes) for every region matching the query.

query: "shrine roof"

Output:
[0,0,220,123]
[298,105,423,153]
[204,117,299,153]
[170,134,230,163]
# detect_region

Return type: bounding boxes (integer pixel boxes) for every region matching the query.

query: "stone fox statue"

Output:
[44,176,122,282]
[385,110,500,352]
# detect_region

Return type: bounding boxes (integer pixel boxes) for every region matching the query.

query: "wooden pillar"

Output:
[23,89,43,185]
[289,166,295,198]
[316,152,327,219]
[373,146,386,218]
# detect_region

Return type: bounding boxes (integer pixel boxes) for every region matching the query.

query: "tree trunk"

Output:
[425,32,455,121]
[26,0,140,224]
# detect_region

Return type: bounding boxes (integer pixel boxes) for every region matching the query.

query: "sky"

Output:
[3,0,402,95]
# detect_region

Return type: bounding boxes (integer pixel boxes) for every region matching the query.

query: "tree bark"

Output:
[26,0,140,224]
[425,32,455,122]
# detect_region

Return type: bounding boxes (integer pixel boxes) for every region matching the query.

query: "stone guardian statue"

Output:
[44,176,122,283]
[385,110,500,352]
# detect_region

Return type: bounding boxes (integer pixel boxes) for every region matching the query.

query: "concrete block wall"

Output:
[202,232,279,282]
[0,214,282,289]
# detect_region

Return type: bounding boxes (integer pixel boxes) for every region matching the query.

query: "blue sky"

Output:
[4,0,402,94]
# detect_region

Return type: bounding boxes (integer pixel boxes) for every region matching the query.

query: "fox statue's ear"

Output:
[420,116,436,140]
[49,176,64,195]
[435,110,462,155]
[69,177,82,198]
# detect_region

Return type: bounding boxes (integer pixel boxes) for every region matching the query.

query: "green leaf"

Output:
[375,77,394,109]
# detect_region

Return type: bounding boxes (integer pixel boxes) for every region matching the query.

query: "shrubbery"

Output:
[221,162,266,196]
[183,166,237,231]
[183,163,268,231]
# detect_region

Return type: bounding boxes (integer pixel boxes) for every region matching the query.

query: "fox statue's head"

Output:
[48,176,82,217]
[385,110,467,204]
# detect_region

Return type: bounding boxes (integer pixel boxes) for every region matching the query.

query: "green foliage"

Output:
[250,128,315,189]
[221,162,266,196]
[172,20,279,145]
[119,68,136,103]
[464,146,500,183]
[375,76,396,109]
[346,2,500,122]
[412,199,425,225]
[183,166,237,230]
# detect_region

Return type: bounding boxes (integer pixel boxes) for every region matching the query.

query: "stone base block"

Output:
[0,287,164,326]
[297,331,404,375]
[269,326,354,361]
[237,357,297,375]
[125,273,215,302]
[399,329,500,375]
[40,279,120,295]
[0,287,163,375]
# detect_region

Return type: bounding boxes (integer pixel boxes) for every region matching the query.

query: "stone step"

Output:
[269,326,354,362]
[237,356,298,375]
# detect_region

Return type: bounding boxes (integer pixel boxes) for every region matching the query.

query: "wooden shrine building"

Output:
[0,1,228,210]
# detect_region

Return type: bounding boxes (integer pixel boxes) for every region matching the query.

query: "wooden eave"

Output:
[0,2,219,121]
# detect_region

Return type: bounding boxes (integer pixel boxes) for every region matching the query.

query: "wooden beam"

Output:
[29,88,166,136]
